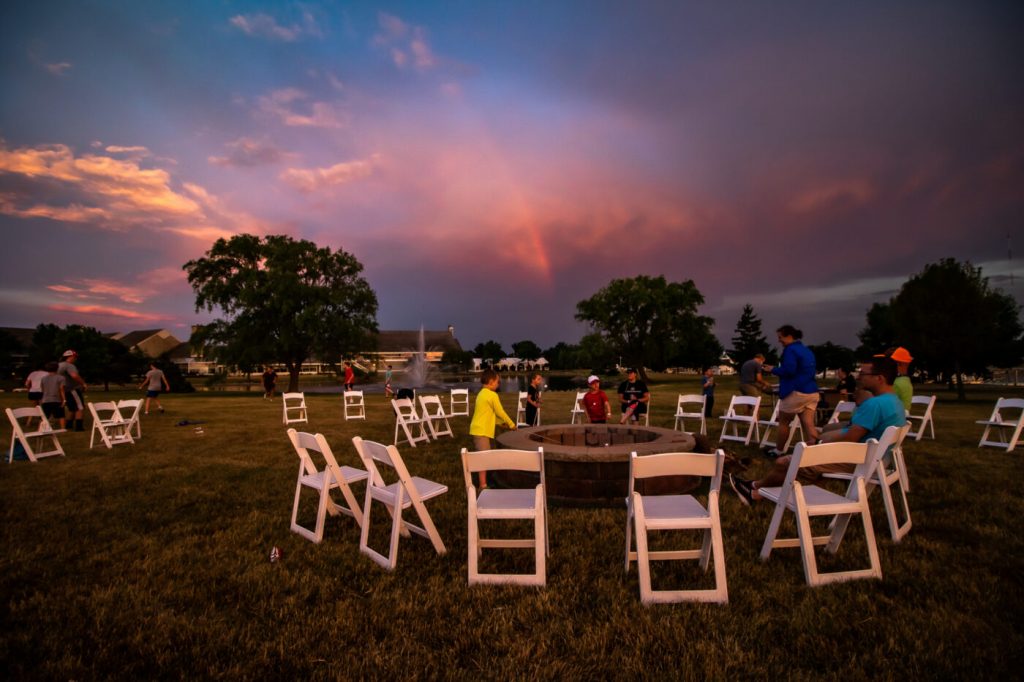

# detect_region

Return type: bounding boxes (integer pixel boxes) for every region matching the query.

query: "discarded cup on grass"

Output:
[194,426,205,436]
[270,546,282,563]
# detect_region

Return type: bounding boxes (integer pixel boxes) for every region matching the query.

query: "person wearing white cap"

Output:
[581,375,612,423]
[57,349,86,431]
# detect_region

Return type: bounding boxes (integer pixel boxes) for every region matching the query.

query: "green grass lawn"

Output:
[2,376,1023,679]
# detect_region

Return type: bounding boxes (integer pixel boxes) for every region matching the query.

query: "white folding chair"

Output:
[449,388,470,417]
[515,391,530,428]
[352,437,448,570]
[824,425,912,542]
[6,407,65,463]
[906,395,936,441]
[88,401,135,449]
[977,397,1024,452]
[757,402,803,453]
[827,400,857,425]
[116,399,143,440]
[392,398,430,447]
[343,390,366,421]
[625,450,728,604]
[282,392,308,425]
[462,447,548,586]
[718,395,762,445]
[287,428,369,543]
[570,391,587,424]
[673,394,707,434]
[638,397,650,426]
[418,394,453,440]
[758,438,884,586]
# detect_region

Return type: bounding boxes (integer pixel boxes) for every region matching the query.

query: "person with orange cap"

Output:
[888,347,913,411]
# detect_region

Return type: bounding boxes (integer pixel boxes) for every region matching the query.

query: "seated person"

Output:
[582,375,611,424]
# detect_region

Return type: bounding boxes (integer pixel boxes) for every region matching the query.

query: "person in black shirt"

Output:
[617,368,650,424]
[525,373,543,426]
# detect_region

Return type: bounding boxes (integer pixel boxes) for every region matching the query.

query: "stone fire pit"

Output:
[495,424,698,505]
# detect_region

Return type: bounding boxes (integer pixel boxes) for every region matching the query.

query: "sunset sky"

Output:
[1,1,1022,353]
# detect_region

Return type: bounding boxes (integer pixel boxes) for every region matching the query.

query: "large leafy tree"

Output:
[575,275,721,380]
[30,323,146,390]
[473,340,506,362]
[856,302,897,356]
[184,234,379,392]
[808,341,856,373]
[511,340,542,360]
[859,258,1024,400]
[728,304,777,366]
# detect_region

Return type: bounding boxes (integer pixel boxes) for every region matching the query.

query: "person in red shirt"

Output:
[581,375,612,423]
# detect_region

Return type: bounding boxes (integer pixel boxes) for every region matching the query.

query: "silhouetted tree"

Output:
[511,340,542,360]
[808,341,856,373]
[857,302,897,356]
[473,340,506,363]
[728,304,777,366]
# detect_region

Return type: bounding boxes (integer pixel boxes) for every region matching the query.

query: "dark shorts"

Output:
[42,402,64,420]
[146,390,161,398]
[28,391,43,401]
[65,388,84,412]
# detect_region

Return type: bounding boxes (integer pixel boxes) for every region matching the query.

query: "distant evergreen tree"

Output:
[729,304,776,366]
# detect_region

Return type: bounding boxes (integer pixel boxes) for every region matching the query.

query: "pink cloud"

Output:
[229,12,320,42]
[48,304,170,322]
[280,155,380,192]
[256,89,348,128]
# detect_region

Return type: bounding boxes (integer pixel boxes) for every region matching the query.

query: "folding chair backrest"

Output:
[450,388,470,416]
[343,391,366,420]
[117,399,143,438]
[763,402,781,424]
[992,397,1024,422]
[828,401,857,424]
[789,440,874,484]
[462,447,543,485]
[282,392,308,425]
[355,436,400,483]
[289,429,326,476]
[677,394,705,414]
[629,450,722,490]
[7,406,65,462]
[393,398,418,420]
[726,395,760,416]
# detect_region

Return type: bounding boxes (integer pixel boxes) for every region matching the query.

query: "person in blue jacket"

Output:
[761,324,818,457]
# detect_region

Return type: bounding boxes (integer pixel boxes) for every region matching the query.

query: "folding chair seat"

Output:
[462,447,548,586]
[88,401,135,449]
[718,395,762,445]
[449,388,470,417]
[117,399,143,440]
[625,450,727,604]
[515,391,530,428]
[343,390,366,421]
[418,394,453,440]
[352,437,448,570]
[570,391,587,424]
[6,407,65,463]
[287,428,368,543]
[977,398,1024,452]
[758,438,885,586]
[757,402,803,453]
[827,400,857,425]
[392,398,430,447]
[673,394,707,434]
[824,425,912,542]
[282,392,308,425]
[906,395,936,441]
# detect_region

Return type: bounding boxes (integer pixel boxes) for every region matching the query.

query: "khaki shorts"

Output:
[739,383,762,398]
[779,391,819,415]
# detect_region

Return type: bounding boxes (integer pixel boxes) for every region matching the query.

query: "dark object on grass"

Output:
[176,419,207,427]
[396,388,415,401]
[269,546,282,563]
[693,432,750,475]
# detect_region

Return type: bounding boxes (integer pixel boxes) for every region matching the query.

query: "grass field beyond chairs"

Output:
[1,377,1023,678]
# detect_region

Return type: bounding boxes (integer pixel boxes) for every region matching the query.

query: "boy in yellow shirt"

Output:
[469,369,516,488]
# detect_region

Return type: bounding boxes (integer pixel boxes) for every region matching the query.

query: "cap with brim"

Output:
[587,375,600,384]
[890,347,913,363]
[62,350,76,358]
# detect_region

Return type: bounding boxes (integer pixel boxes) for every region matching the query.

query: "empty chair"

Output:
[757,402,804,453]
[449,388,470,417]
[461,447,548,586]
[418,394,454,440]
[343,390,366,421]
[116,399,143,440]
[287,428,369,543]
[906,395,936,441]
[625,450,728,604]
[977,398,1024,452]
[758,438,885,586]
[6,407,65,463]
[282,392,308,425]
[515,391,530,428]
[88,401,135,449]
[392,398,430,447]
[673,394,707,434]
[570,392,587,424]
[827,400,857,425]
[718,395,762,445]
[824,425,912,542]
[352,437,448,570]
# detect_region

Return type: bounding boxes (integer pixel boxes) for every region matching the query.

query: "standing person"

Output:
[738,354,770,399]
[58,349,86,431]
[343,361,356,391]
[582,375,612,423]
[888,347,914,412]
[262,366,277,399]
[525,373,543,426]
[25,363,47,408]
[384,365,394,399]
[761,325,818,457]
[469,369,516,489]
[40,361,66,429]
[140,362,171,415]
[834,367,856,400]
[617,368,650,424]
[701,367,716,417]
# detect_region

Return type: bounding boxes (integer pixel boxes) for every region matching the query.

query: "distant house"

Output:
[110,329,183,359]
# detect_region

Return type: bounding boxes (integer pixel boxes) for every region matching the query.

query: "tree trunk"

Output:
[286,361,301,393]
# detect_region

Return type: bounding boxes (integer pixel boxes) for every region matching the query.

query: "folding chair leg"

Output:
[760,499,788,560]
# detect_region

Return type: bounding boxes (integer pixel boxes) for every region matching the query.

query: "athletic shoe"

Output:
[730,474,755,507]
[763,447,783,459]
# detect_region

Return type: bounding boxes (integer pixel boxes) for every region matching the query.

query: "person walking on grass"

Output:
[262,366,277,399]
[40,361,66,430]
[343,361,356,391]
[58,349,86,431]
[469,369,516,489]
[701,366,716,417]
[525,372,543,426]
[760,325,818,458]
[140,362,171,415]
[25,363,47,408]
